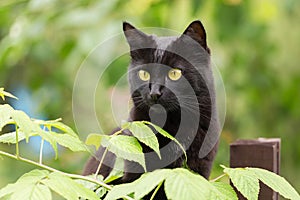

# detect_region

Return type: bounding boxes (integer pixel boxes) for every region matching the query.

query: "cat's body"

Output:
[83,20,220,198]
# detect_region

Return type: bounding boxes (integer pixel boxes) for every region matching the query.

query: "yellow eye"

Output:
[138,70,150,81]
[168,69,182,81]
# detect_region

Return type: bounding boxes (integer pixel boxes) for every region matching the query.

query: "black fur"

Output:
[83,20,220,199]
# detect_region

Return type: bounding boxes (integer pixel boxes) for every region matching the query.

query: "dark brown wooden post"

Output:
[230,138,281,200]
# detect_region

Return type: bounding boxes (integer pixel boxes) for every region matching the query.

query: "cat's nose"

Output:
[149,84,162,101]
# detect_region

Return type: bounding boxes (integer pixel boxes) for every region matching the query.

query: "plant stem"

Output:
[210,173,226,182]
[94,147,108,178]
[39,138,44,164]
[0,150,135,200]
[150,181,163,200]
[0,150,111,188]
[15,124,19,159]
[93,128,124,178]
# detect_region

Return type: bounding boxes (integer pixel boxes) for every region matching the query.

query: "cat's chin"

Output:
[149,104,165,113]
[149,104,167,127]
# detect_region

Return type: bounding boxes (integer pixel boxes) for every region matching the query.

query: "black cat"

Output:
[83,20,220,198]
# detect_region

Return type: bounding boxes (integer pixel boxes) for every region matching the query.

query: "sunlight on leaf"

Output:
[223,166,260,200]
[124,121,161,159]
[0,88,18,101]
[143,121,187,161]
[103,135,146,171]
[85,133,109,149]
[248,168,300,200]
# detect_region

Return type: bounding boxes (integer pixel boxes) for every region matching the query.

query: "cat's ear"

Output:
[182,20,209,52]
[123,22,152,49]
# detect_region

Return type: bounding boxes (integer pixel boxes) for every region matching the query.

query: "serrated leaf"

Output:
[143,121,187,161]
[104,182,135,200]
[76,174,104,191]
[11,184,52,200]
[164,168,211,200]
[0,88,18,100]
[248,167,300,200]
[95,187,108,198]
[37,130,58,159]
[17,169,50,183]
[104,157,124,183]
[42,172,99,200]
[103,135,146,171]
[0,104,14,131]
[134,169,171,199]
[224,167,259,200]
[0,170,50,199]
[0,131,31,144]
[11,110,40,142]
[85,133,109,149]
[33,119,78,137]
[0,184,15,199]
[210,182,238,200]
[126,121,161,159]
[51,133,88,152]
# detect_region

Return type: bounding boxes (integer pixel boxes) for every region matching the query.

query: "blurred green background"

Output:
[1,0,300,192]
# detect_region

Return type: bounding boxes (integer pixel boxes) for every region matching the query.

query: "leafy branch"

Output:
[1,88,300,200]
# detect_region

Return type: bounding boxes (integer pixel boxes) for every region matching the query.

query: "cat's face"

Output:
[123,21,211,113]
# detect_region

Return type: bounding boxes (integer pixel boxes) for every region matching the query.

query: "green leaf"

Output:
[11,110,40,142]
[0,88,4,100]
[105,168,171,200]
[104,157,124,183]
[104,182,135,200]
[11,184,52,200]
[210,182,238,200]
[37,130,58,159]
[16,169,50,184]
[0,131,32,144]
[248,167,300,200]
[85,133,109,149]
[0,104,14,131]
[51,133,88,152]
[104,135,146,171]
[125,121,161,159]
[34,119,77,137]
[143,121,187,161]
[95,187,108,198]
[0,184,15,199]
[164,168,211,200]
[0,170,50,199]
[42,172,99,200]
[134,169,171,199]
[224,167,259,200]
[76,174,104,191]
[0,88,18,100]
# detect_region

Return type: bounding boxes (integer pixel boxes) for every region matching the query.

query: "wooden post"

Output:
[230,138,281,200]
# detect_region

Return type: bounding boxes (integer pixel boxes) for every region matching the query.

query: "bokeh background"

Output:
[1,0,299,192]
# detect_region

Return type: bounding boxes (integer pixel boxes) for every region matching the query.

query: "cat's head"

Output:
[123,21,211,114]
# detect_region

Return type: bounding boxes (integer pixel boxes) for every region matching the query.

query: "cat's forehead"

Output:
[152,35,178,50]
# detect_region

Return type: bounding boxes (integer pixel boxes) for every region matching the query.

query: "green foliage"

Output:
[103,135,146,171]
[122,121,161,159]
[210,182,238,200]
[1,90,300,200]
[84,121,186,172]
[0,169,98,200]
[0,104,88,158]
[105,168,238,200]
[223,166,260,200]
[143,121,187,161]
[223,166,300,200]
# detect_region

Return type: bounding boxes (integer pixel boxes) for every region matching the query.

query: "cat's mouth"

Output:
[145,94,161,106]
